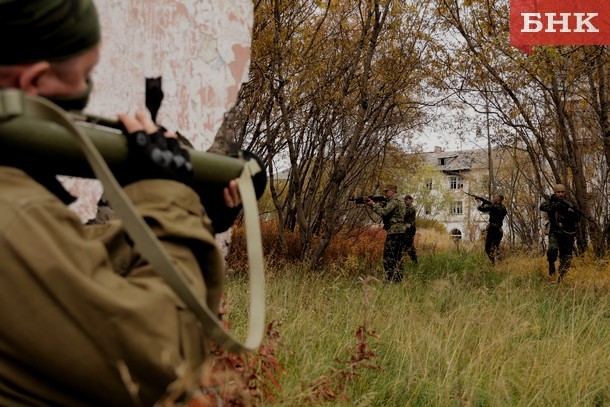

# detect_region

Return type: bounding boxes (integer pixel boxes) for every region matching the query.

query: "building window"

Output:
[438,158,446,166]
[449,176,462,190]
[451,201,463,215]
[424,203,432,215]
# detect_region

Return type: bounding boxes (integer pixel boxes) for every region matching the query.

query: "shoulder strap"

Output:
[0,89,265,353]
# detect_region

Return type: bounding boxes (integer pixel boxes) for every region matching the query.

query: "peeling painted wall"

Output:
[63,0,253,221]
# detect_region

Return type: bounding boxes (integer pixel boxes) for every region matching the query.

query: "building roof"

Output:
[422,147,489,173]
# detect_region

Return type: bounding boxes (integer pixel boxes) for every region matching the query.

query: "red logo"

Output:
[510,0,610,53]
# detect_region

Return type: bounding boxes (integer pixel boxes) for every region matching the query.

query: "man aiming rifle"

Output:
[464,191,491,205]
[365,184,406,282]
[540,184,581,282]
[467,191,507,264]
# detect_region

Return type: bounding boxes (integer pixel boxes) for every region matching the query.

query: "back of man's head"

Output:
[0,0,100,65]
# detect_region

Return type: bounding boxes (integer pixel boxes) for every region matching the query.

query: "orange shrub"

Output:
[320,226,385,274]
[227,220,303,273]
[227,220,385,275]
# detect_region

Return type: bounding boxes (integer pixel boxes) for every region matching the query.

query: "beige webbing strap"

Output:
[0,90,265,353]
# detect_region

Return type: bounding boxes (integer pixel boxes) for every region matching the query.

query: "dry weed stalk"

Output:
[301,325,382,404]
[185,321,285,407]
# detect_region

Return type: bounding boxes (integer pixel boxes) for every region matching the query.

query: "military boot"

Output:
[557,261,569,283]
[548,263,556,276]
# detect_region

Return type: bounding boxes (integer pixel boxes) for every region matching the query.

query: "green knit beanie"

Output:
[0,0,101,64]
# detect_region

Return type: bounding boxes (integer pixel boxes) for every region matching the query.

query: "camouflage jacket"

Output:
[0,167,224,406]
[540,195,580,234]
[372,194,406,234]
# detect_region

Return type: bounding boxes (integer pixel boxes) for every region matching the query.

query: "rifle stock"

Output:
[557,198,594,222]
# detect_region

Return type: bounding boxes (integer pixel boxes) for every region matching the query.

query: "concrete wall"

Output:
[63,0,253,221]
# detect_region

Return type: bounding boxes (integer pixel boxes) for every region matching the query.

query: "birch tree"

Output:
[234,0,434,264]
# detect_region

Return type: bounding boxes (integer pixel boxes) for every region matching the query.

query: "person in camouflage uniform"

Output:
[403,194,418,264]
[0,1,241,404]
[476,194,508,264]
[540,184,581,282]
[367,184,406,282]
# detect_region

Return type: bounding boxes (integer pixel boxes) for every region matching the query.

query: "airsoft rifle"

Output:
[464,191,491,205]
[349,195,389,205]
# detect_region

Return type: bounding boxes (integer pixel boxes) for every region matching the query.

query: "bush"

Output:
[227,220,485,277]
[227,220,386,276]
[227,220,303,273]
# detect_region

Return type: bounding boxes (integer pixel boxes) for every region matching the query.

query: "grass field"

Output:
[223,249,610,406]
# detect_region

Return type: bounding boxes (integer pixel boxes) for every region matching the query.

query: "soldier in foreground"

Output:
[403,194,418,264]
[540,184,581,282]
[366,184,406,282]
[476,194,507,264]
[0,1,241,405]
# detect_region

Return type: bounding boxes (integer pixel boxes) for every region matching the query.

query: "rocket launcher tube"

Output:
[0,90,266,353]
[0,114,246,186]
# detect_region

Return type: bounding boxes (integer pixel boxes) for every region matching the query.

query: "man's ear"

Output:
[18,61,52,94]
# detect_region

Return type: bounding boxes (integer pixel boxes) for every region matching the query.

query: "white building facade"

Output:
[419,146,494,242]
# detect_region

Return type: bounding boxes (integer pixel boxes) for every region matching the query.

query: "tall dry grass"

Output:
[222,226,610,406]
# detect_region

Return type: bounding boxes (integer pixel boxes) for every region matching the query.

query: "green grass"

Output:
[224,253,610,406]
